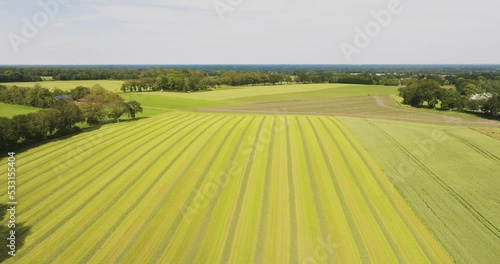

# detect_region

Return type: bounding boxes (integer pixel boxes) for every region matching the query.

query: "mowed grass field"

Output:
[117,84,396,117]
[2,82,499,262]
[118,93,234,117]
[339,117,500,263]
[0,103,40,118]
[1,80,124,92]
[0,112,452,263]
[149,83,398,103]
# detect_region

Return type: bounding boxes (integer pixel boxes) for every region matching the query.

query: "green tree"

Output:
[155,76,169,91]
[107,100,128,122]
[419,80,442,108]
[482,95,500,117]
[54,99,85,132]
[439,89,464,110]
[25,113,46,141]
[79,85,129,124]
[0,117,17,150]
[10,114,29,142]
[126,101,143,119]
[38,109,59,136]
[70,86,91,100]
[398,82,421,106]
[79,93,107,125]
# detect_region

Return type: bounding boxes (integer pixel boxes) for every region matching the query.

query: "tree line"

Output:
[0,67,141,82]
[2,67,406,88]
[0,84,65,108]
[398,78,500,117]
[295,72,400,86]
[120,69,293,92]
[2,66,500,88]
[120,69,404,93]
[79,85,143,124]
[0,85,143,151]
[0,99,84,151]
[0,70,41,82]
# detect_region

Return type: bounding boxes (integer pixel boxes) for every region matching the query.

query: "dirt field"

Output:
[197,96,500,127]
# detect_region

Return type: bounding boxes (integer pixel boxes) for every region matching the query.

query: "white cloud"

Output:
[0,0,499,64]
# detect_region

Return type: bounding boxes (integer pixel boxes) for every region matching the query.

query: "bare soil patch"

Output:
[196,96,500,127]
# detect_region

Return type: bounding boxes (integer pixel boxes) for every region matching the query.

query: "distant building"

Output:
[470,93,492,100]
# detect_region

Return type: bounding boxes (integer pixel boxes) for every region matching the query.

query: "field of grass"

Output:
[0,103,40,118]
[201,95,500,126]
[0,112,451,263]
[119,93,234,117]
[339,117,500,263]
[153,84,358,103]
[1,80,124,92]
[2,82,500,263]
[227,84,399,104]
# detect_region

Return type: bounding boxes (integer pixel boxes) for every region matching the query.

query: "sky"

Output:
[0,0,499,65]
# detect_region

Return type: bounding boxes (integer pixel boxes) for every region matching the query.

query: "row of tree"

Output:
[0,84,97,109]
[0,70,41,82]
[122,70,211,92]
[0,85,60,108]
[0,85,143,151]
[80,85,143,124]
[398,79,500,117]
[120,69,405,93]
[0,68,141,82]
[52,69,140,81]
[295,72,400,86]
[3,66,500,91]
[0,100,84,150]
[120,69,293,92]
[5,83,144,123]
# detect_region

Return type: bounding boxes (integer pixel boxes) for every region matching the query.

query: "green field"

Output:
[119,84,399,118]
[0,103,40,118]
[227,84,399,104]
[1,83,499,263]
[339,117,500,262]
[118,93,234,117]
[155,84,335,101]
[200,95,499,127]
[1,80,124,92]
[0,113,451,263]
[148,83,398,103]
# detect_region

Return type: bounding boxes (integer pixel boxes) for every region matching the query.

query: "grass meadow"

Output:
[0,113,452,263]
[339,117,500,262]
[0,103,40,118]
[0,82,498,263]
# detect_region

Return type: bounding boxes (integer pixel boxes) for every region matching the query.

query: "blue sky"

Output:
[1,0,499,64]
